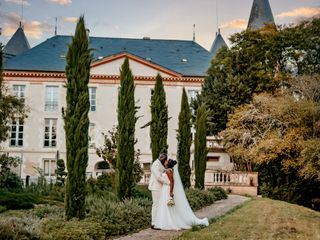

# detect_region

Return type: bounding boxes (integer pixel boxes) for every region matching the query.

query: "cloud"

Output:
[48,0,72,6]
[277,7,320,19]
[220,19,247,29]
[62,17,77,23]
[0,12,51,39]
[5,0,30,6]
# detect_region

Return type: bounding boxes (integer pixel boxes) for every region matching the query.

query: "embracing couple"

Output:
[148,153,209,230]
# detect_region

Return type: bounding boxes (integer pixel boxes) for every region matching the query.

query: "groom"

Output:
[148,152,169,229]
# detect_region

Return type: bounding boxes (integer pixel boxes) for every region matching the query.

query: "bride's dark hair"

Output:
[167,159,177,169]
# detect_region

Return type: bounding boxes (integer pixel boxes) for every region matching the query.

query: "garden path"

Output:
[115,194,250,240]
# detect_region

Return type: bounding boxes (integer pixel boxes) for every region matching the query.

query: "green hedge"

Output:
[0,190,41,210]
[208,187,228,200]
[0,187,227,239]
[186,187,227,210]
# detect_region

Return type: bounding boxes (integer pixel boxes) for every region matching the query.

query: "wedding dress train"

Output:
[154,165,209,230]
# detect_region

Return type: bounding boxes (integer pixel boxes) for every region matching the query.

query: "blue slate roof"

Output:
[3,25,30,59]
[210,30,228,59]
[4,35,213,76]
[247,0,275,30]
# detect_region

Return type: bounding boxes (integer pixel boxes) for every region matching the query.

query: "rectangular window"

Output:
[143,163,151,171]
[44,119,57,147]
[13,85,26,99]
[88,123,95,147]
[44,159,56,177]
[10,118,24,147]
[187,89,200,104]
[207,156,220,162]
[45,86,59,112]
[89,87,96,111]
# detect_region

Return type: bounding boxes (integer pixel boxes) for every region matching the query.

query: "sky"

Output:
[0,0,319,51]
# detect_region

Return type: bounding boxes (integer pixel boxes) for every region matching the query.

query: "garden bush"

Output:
[86,193,151,237]
[0,205,6,213]
[24,182,65,203]
[33,205,64,219]
[0,171,23,192]
[40,217,105,240]
[186,187,227,210]
[0,216,41,240]
[208,187,228,200]
[132,184,152,199]
[0,190,40,210]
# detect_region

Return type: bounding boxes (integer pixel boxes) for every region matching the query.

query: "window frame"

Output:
[45,86,59,112]
[44,118,57,148]
[9,118,24,147]
[89,87,96,112]
[43,159,56,177]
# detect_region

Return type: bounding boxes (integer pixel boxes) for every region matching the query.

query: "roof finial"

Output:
[216,0,219,32]
[21,0,24,24]
[54,17,57,36]
[193,24,196,41]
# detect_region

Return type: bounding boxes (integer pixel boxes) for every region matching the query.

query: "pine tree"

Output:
[116,57,137,200]
[150,73,168,160]
[177,88,191,188]
[194,104,208,189]
[63,16,91,219]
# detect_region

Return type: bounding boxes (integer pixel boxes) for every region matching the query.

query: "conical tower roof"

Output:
[3,23,30,59]
[210,29,228,59]
[247,0,275,30]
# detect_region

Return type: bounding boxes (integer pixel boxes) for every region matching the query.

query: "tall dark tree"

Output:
[116,57,137,200]
[0,44,25,142]
[196,19,320,136]
[194,104,208,189]
[0,45,25,191]
[63,16,91,220]
[150,73,168,160]
[177,88,192,188]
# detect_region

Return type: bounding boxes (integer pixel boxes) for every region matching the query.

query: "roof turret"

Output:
[247,0,275,30]
[210,29,228,59]
[3,22,30,60]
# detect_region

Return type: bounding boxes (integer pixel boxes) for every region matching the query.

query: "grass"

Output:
[177,197,320,240]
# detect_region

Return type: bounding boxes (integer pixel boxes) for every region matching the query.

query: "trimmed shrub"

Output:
[0,205,6,213]
[186,188,216,210]
[0,216,41,240]
[102,199,151,237]
[40,217,105,240]
[208,187,228,200]
[132,185,152,199]
[97,172,115,190]
[33,205,64,219]
[185,187,227,211]
[0,171,23,192]
[86,193,151,237]
[0,191,39,210]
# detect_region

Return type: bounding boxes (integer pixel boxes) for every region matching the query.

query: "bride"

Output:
[154,159,209,230]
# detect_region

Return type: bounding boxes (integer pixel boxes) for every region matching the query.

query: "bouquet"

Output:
[167,197,175,207]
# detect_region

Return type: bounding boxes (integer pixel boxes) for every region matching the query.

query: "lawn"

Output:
[177,197,320,240]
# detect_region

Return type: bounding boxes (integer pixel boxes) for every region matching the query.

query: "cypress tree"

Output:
[194,104,208,189]
[150,73,168,160]
[63,16,91,219]
[116,57,137,200]
[177,88,192,188]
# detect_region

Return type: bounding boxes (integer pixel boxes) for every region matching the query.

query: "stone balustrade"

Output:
[142,169,258,196]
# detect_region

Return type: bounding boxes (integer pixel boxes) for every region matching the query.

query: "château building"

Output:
[1,0,274,188]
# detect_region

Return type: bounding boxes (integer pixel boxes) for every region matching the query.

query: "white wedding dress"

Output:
[154,165,209,230]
